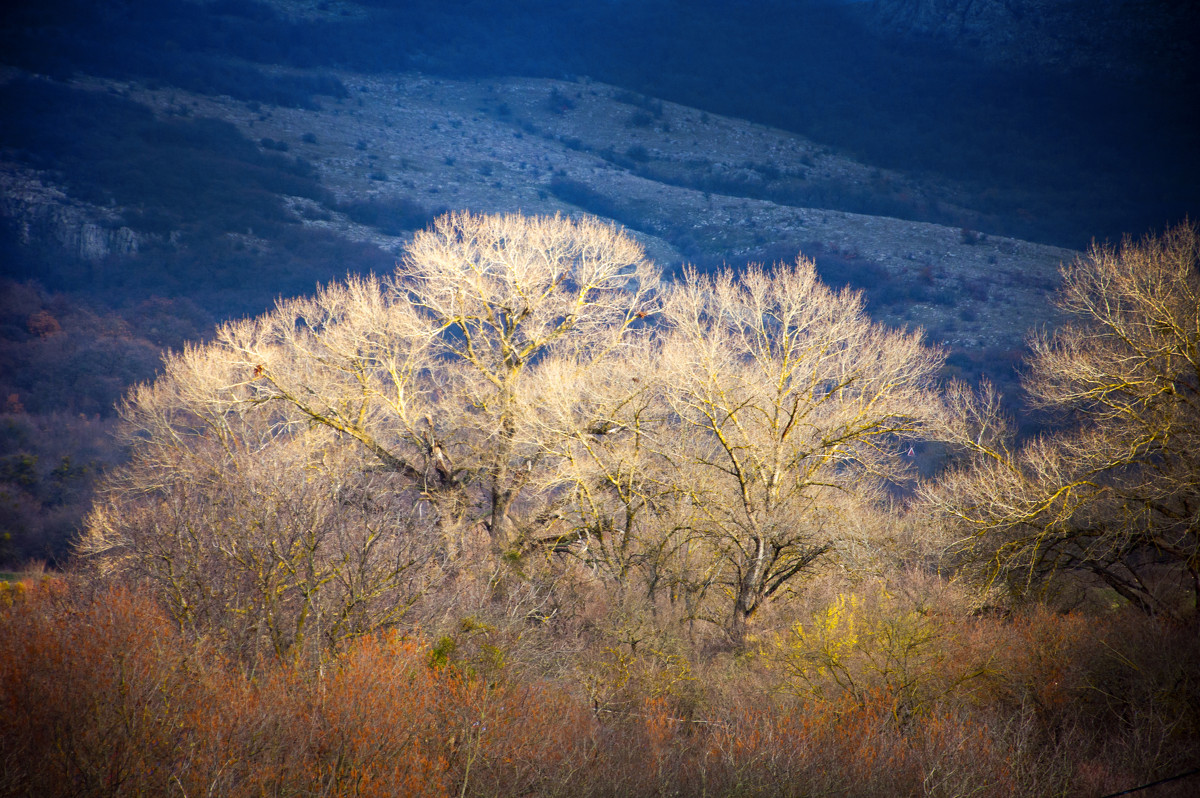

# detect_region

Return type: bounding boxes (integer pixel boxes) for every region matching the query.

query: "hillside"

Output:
[864,0,1197,78]
[2,67,1074,346]
[0,0,1187,566]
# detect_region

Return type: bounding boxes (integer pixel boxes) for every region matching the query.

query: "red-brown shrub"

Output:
[3,577,1198,797]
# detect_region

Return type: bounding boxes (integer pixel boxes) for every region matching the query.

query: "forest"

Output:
[3,213,1197,796]
[2,1,1198,795]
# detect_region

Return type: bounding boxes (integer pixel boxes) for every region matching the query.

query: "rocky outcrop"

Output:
[863,0,1195,79]
[0,163,142,263]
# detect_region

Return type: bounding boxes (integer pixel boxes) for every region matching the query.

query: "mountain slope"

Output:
[2,67,1073,351]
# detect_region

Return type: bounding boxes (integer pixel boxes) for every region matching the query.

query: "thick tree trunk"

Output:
[730,537,767,645]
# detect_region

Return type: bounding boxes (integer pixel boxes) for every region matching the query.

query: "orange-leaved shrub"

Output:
[4,576,1199,797]
[0,579,599,798]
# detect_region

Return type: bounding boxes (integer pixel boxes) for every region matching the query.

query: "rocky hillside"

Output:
[1,65,1074,354]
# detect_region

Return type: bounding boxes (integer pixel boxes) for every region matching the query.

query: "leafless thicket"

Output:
[80,350,433,664]
[927,223,1200,620]
[80,212,954,651]
[35,218,1200,795]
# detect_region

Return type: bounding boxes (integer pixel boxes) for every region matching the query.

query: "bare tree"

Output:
[80,213,662,657]
[221,211,659,556]
[80,347,433,665]
[928,223,1200,621]
[655,261,946,640]
[532,342,691,602]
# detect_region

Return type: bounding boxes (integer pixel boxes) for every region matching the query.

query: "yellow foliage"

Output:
[785,593,862,684]
[775,585,953,719]
[0,579,27,608]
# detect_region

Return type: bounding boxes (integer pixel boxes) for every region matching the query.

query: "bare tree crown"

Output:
[928,223,1200,620]
[81,212,957,648]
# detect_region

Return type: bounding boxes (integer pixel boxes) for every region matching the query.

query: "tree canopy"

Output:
[928,223,1200,621]
[81,211,952,655]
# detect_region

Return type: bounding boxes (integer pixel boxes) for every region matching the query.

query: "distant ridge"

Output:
[863,0,1197,80]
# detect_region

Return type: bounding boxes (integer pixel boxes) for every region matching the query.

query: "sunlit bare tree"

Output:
[655,261,946,640]
[80,213,662,658]
[530,342,693,606]
[220,211,659,556]
[927,223,1200,621]
[80,347,433,665]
